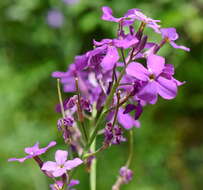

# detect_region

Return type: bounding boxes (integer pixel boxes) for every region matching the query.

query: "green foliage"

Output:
[0,0,203,189]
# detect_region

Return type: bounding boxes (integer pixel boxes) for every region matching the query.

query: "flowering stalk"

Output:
[8,6,190,190]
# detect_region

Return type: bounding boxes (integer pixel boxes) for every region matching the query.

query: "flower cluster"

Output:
[9,6,189,190]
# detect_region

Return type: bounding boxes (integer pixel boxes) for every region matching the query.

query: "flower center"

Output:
[149,73,155,81]
[59,164,64,169]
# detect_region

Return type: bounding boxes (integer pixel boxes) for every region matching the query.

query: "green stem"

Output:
[83,144,107,159]
[90,139,96,190]
[126,130,134,167]
[57,79,65,118]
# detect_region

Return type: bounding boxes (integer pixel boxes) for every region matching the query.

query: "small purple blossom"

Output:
[50,179,79,190]
[47,9,64,28]
[119,166,133,183]
[42,150,83,177]
[126,54,179,104]
[160,28,190,51]
[8,141,56,163]
[125,9,161,33]
[104,123,126,145]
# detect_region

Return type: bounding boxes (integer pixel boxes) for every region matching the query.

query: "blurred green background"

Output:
[1,0,203,189]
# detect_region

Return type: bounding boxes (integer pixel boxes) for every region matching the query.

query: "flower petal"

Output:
[41,161,57,171]
[156,76,177,99]
[118,108,140,129]
[138,81,158,104]
[147,54,165,77]
[160,28,179,41]
[52,168,66,177]
[64,158,83,170]
[101,46,119,71]
[126,62,149,81]
[8,155,33,163]
[170,41,190,52]
[24,142,39,155]
[36,141,57,155]
[101,6,120,22]
[55,150,68,165]
[68,179,80,187]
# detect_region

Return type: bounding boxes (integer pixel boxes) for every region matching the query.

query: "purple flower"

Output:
[91,42,119,71]
[42,150,83,177]
[101,6,134,26]
[160,28,190,51]
[8,141,56,163]
[47,9,64,28]
[50,179,79,190]
[126,54,178,104]
[125,9,161,33]
[117,108,140,129]
[104,123,126,145]
[119,166,133,183]
[52,64,105,105]
[112,126,126,144]
[104,123,114,144]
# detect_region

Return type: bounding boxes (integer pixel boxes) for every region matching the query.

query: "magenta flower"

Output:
[125,9,161,33]
[42,150,83,177]
[160,28,190,51]
[126,54,178,104]
[8,141,56,163]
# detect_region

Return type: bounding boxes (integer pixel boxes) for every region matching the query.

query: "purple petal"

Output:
[161,64,174,79]
[138,81,158,104]
[37,141,57,155]
[68,179,80,187]
[126,62,149,81]
[52,71,69,78]
[101,46,119,71]
[8,155,33,163]
[172,78,185,86]
[64,158,83,170]
[170,41,190,51]
[118,108,140,129]
[160,28,179,41]
[134,102,143,120]
[74,54,88,70]
[113,35,138,49]
[156,76,177,99]
[101,6,120,22]
[147,54,165,77]
[24,142,39,155]
[55,150,68,165]
[123,104,136,114]
[50,181,63,190]
[52,168,67,177]
[93,39,112,46]
[41,161,57,171]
